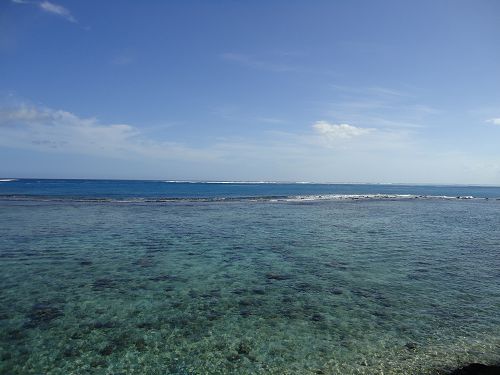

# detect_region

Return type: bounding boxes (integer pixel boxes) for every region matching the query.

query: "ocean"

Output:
[0,179,499,374]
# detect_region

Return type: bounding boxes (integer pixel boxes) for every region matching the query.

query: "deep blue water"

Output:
[0,179,499,374]
[1,179,500,200]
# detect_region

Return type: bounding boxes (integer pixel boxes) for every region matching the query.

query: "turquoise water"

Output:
[1,183,500,374]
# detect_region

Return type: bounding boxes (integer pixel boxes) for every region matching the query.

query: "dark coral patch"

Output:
[149,274,186,282]
[99,344,115,356]
[89,321,115,329]
[330,288,343,295]
[311,313,325,322]
[448,363,500,375]
[25,303,63,327]
[92,278,117,291]
[265,273,290,281]
[135,257,154,268]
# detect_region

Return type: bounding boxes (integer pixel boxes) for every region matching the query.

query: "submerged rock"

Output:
[237,341,252,355]
[352,288,372,298]
[149,274,172,281]
[92,278,116,291]
[226,352,241,362]
[232,288,246,295]
[239,309,252,317]
[294,282,322,293]
[311,313,325,322]
[63,346,80,358]
[135,257,154,268]
[90,359,107,368]
[372,310,388,319]
[238,298,261,307]
[206,311,221,321]
[134,338,147,351]
[326,260,349,269]
[330,288,343,295]
[405,342,417,351]
[251,288,266,295]
[279,308,296,318]
[265,273,290,281]
[201,289,221,299]
[149,274,186,282]
[89,321,115,329]
[448,363,500,375]
[99,344,115,356]
[137,321,155,329]
[7,328,25,341]
[25,303,63,327]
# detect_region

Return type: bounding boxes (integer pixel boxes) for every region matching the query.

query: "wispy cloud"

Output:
[220,52,339,77]
[486,118,500,125]
[256,117,287,125]
[0,105,217,161]
[12,0,77,23]
[313,121,373,141]
[329,85,439,114]
[211,106,287,126]
[221,53,299,73]
[39,1,76,22]
[330,85,410,98]
[320,84,440,131]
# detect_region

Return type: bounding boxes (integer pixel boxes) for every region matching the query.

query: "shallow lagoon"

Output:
[1,199,499,374]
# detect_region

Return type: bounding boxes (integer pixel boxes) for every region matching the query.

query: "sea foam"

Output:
[282,194,477,202]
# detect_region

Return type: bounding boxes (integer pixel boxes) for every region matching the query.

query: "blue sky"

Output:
[1,0,500,183]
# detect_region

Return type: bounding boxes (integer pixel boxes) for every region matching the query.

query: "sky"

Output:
[1,0,500,184]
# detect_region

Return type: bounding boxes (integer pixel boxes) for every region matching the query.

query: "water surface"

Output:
[0,181,499,374]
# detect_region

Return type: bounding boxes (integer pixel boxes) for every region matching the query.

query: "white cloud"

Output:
[486,118,500,125]
[312,121,373,140]
[12,0,77,23]
[0,105,218,161]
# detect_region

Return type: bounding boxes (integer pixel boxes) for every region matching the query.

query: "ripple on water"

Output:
[0,199,499,374]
